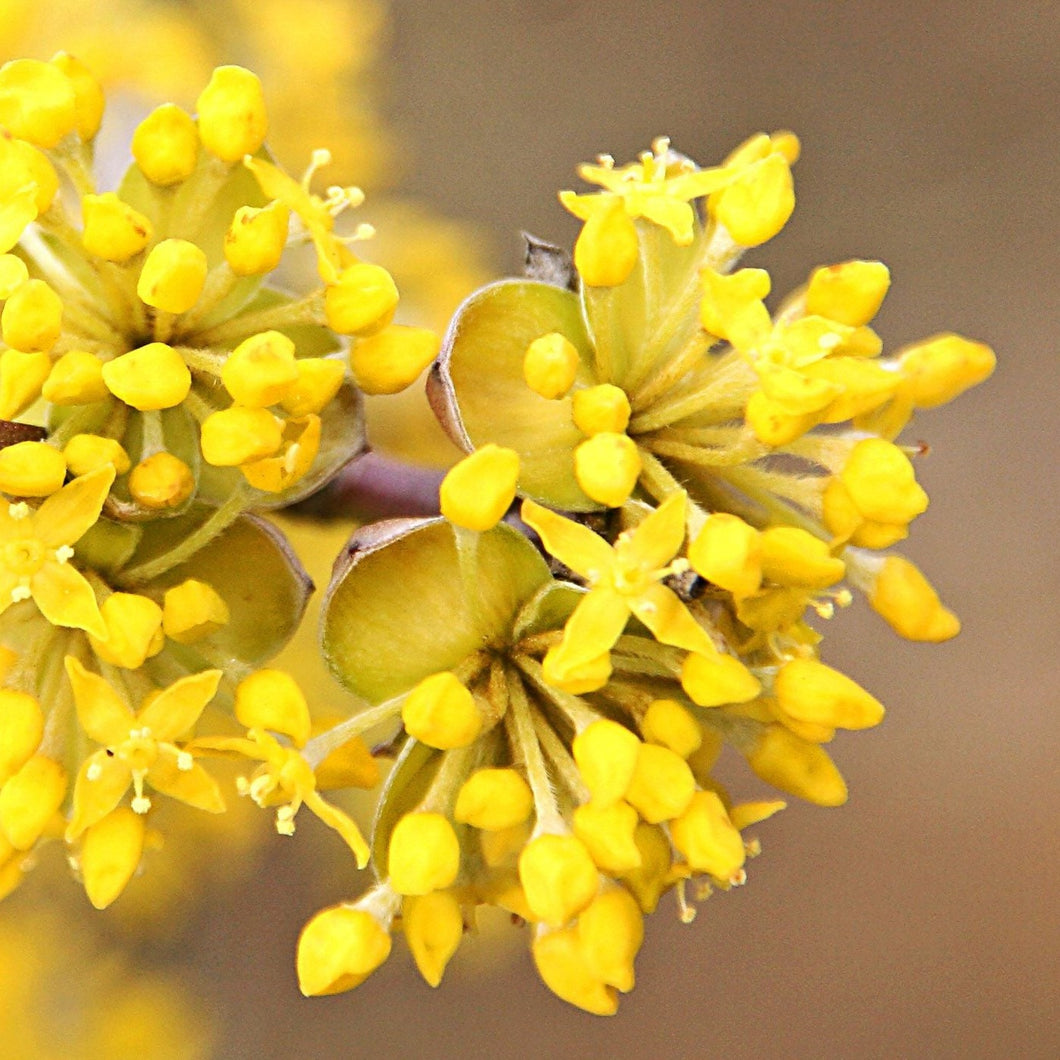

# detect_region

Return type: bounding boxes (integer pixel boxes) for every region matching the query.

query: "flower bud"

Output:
[641,699,702,758]
[519,832,599,927]
[898,333,996,409]
[774,657,885,730]
[88,593,164,669]
[349,324,438,394]
[576,887,644,993]
[681,650,761,707]
[572,384,631,436]
[2,278,62,351]
[132,103,199,185]
[42,349,108,405]
[388,812,461,895]
[439,444,519,532]
[0,59,77,147]
[624,743,696,823]
[619,823,673,914]
[0,754,66,849]
[102,342,191,410]
[235,669,310,747]
[221,330,298,407]
[454,768,533,831]
[572,719,640,806]
[0,349,51,419]
[62,434,131,477]
[759,526,845,588]
[0,441,66,496]
[746,724,848,806]
[669,790,746,880]
[573,431,641,508]
[403,891,464,988]
[162,579,230,646]
[711,152,794,247]
[325,262,399,336]
[196,65,268,162]
[532,926,617,1015]
[0,254,29,297]
[402,671,482,749]
[805,260,891,326]
[572,800,642,873]
[128,452,195,510]
[224,200,289,274]
[200,406,283,466]
[0,689,43,785]
[81,193,153,262]
[0,136,59,215]
[297,904,392,996]
[869,554,960,641]
[279,357,345,417]
[50,53,104,141]
[523,332,580,399]
[688,512,762,598]
[572,197,638,287]
[137,239,208,313]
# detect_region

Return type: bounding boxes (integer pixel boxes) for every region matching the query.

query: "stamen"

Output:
[675,880,697,923]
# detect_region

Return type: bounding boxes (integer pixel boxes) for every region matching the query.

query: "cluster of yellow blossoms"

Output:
[0,55,992,1016]
[0,57,417,911]
[302,136,992,1012]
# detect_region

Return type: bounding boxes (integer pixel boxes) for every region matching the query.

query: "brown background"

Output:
[218,2,1060,1057]
[11,1,1060,1057]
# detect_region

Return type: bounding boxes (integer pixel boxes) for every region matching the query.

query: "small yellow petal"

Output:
[80,807,145,910]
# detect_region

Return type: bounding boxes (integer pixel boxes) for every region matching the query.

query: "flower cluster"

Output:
[299,135,992,1012]
[0,57,418,910]
[0,53,992,1017]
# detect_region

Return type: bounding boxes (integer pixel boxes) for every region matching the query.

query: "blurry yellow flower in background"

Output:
[0,906,215,1059]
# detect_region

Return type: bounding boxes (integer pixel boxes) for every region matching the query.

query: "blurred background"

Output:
[1,1,1057,1057]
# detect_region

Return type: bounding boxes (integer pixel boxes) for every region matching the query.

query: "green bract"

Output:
[323,517,552,704]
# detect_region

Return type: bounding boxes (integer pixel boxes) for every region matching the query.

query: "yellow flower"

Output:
[193,669,371,867]
[64,657,225,839]
[0,467,113,638]
[521,491,714,685]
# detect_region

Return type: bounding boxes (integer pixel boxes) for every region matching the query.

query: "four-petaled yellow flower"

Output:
[192,669,371,867]
[64,657,225,839]
[560,137,735,247]
[0,467,114,639]
[521,491,715,686]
